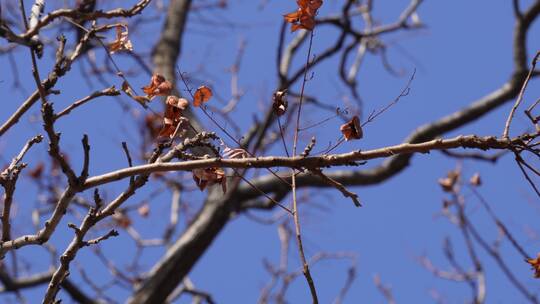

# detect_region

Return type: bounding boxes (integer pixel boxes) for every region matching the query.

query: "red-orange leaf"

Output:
[340,116,362,141]
[142,74,173,99]
[193,86,213,107]
[283,0,323,32]
[527,253,540,278]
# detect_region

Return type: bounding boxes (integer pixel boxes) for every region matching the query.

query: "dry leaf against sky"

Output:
[108,24,133,54]
[284,0,323,32]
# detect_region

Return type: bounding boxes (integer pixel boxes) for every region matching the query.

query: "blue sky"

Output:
[1,0,540,303]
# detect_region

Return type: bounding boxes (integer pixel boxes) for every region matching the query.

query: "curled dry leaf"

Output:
[340,116,363,141]
[527,253,540,278]
[108,24,133,54]
[284,0,323,32]
[438,169,460,192]
[193,86,213,107]
[142,74,173,99]
[223,147,249,159]
[272,90,288,116]
[159,98,190,139]
[220,139,248,159]
[192,167,227,193]
[470,173,482,186]
[122,81,150,105]
[166,95,189,110]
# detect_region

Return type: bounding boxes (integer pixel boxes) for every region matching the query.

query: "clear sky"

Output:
[1,0,540,303]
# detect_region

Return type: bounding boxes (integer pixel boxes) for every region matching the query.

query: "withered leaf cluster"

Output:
[284,0,323,32]
[160,96,190,138]
[136,75,225,192]
[142,74,173,99]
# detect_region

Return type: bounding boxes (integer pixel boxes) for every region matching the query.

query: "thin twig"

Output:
[469,187,530,259]
[515,154,540,198]
[122,142,135,185]
[290,28,319,303]
[361,68,416,128]
[309,168,361,207]
[55,86,120,120]
[503,51,540,138]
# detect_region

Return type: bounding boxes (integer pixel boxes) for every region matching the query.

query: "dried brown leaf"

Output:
[192,167,226,193]
[527,253,540,278]
[108,25,133,54]
[438,169,460,192]
[283,0,323,32]
[272,90,288,116]
[166,96,189,110]
[340,116,363,141]
[470,173,482,187]
[142,74,173,99]
[193,86,213,107]
[121,81,150,105]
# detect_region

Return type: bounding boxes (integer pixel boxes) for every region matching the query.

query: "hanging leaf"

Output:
[192,167,226,193]
[108,24,133,54]
[223,147,249,159]
[438,169,460,192]
[272,90,288,116]
[193,86,213,107]
[121,81,150,105]
[469,173,482,186]
[166,95,189,110]
[527,253,540,278]
[340,116,362,141]
[284,0,323,32]
[220,139,249,159]
[142,74,173,99]
[158,100,190,139]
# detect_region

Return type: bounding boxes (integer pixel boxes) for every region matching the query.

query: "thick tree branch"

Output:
[84,134,533,190]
